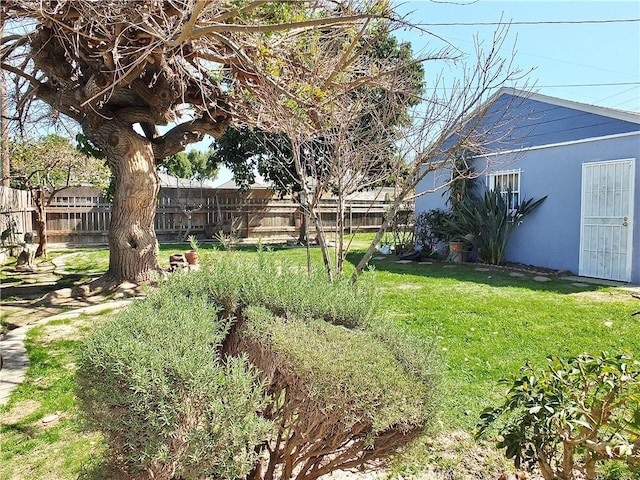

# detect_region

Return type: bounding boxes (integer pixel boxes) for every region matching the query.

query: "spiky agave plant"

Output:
[451,187,547,265]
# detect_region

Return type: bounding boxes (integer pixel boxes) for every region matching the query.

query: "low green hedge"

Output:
[229,305,439,479]
[76,288,271,480]
[171,253,376,328]
[77,254,441,479]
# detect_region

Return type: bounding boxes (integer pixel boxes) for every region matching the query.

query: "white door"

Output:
[580,159,635,282]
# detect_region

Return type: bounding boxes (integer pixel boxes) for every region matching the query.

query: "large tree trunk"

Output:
[101,127,161,284]
[0,35,9,188]
[33,187,47,257]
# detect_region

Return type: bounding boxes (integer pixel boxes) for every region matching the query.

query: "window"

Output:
[487,169,521,210]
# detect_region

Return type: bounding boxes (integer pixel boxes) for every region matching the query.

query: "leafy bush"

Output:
[414,209,454,256]
[76,287,271,480]
[477,352,640,480]
[77,255,440,480]
[172,252,377,328]
[448,187,546,265]
[227,305,440,480]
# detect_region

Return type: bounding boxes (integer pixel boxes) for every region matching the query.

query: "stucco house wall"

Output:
[415,89,640,283]
[493,133,639,280]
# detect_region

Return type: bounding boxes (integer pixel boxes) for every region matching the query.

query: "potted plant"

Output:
[442,151,476,262]
[185,235,199,265]
[451,187,546,265]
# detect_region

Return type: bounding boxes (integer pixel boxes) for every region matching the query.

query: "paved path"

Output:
[0,300,133,405]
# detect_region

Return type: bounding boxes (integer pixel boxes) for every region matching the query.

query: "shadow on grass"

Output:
[344,251,604,296]
[0,274,98,301]
[77,459,128,480]
[0,422,40,438]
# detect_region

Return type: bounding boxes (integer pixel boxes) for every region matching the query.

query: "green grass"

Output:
[0,318,105,480]
[56,233,380,274]
[356,257,639,429]
[50,241,640,430]
[2,240,638,478]
[54,242,202,274]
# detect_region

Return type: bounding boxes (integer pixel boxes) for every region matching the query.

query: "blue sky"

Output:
[394,0,640,111]
[211,1,640,185]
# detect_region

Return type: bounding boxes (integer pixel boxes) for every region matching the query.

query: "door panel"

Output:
[580,159,635,282]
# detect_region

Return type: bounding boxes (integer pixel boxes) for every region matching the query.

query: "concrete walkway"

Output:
[0,300,133,405]
[559,275,640,292]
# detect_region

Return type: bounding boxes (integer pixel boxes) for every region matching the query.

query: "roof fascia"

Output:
[497,87,640,124]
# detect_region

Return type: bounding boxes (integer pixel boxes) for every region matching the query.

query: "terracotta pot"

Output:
[185,250,199,265]
[448,241,466,263]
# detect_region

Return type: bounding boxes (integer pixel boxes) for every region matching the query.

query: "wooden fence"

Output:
[0,186,34,262]
[44,186,409,245]
[0,186,33,242]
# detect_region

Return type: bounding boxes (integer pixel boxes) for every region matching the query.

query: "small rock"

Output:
[418,261,433,265]
[510,272,525,277]
[395,260,413,264]
[42,414,60,424]
[475,267,491,272]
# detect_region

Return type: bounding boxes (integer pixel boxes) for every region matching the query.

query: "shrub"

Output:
[171,253,377,328]
[414,209,454,257]
[76,287,271,480]
[476,352,640,480]
[77,256,440,480]
[225,305,441,480]
[448,187,547,265]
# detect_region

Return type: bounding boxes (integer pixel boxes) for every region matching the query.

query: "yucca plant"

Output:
[449,187,547,265]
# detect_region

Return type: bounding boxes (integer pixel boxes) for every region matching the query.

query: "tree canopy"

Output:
[162,149,219,181]
[1,0,403,284]
[210,32,424,195]
[8,133,110,256]
[9,134,110,193]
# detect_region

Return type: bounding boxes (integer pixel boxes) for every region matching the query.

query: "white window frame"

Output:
[487,169,521,210]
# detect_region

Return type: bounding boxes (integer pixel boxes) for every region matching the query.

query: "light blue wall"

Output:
[415,133,640,283]
[415,166,450,214]
[504,133,639,282]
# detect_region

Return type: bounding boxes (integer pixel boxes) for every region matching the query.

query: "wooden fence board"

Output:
[0,186,33,245]
[21,186,412,245]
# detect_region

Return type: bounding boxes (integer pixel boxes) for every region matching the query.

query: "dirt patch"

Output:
[318,431,544,480]
[40,321,91,343]
[569,290,636,303]
[0,399,41,424]
[391,430,543,480]
[1,304,64,330]
[320,470,380,479]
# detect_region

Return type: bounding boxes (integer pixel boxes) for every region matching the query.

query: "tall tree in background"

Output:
[163,149,218,182]
[0,18,9,187]
[1,0,398,286]
[210,32,425,278]
[9,134,110,257]
[211,33,423,196]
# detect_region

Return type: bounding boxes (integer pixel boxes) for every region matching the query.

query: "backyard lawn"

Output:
[1,240,639,478]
